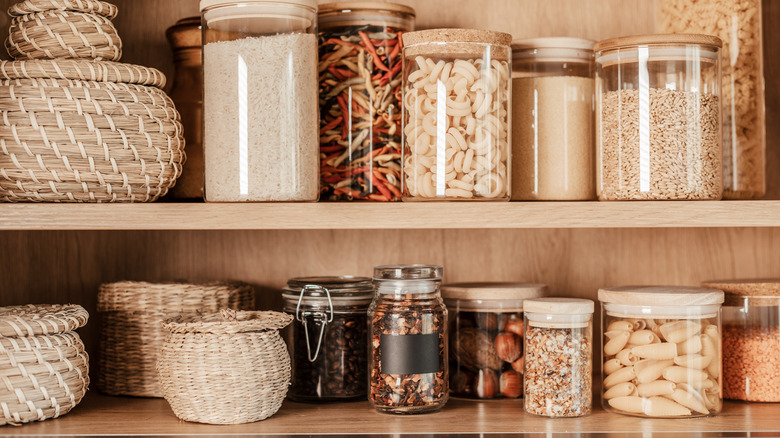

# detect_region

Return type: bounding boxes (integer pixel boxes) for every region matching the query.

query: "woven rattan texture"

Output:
[158,310,292,424]
[97,282,255,397]
[0,304,88,337]
[9,0,118,18]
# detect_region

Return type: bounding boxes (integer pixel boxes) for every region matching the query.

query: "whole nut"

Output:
[499,370,522,398]
[474,369,498,399]
[454,327,503,371]
[494,332,522,363]
[503,316,524,337]
[511,356,524,373]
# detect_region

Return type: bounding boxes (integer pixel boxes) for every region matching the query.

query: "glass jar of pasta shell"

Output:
[401,29,512,201]
[599,286,725,418]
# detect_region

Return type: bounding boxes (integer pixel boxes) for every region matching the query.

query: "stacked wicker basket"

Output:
[0,0,185,202]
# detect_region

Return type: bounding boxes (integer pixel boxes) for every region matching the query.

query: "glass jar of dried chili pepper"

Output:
[368,265,448,414]
[317,2,416,201]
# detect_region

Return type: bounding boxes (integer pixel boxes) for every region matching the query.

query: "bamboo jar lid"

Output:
[599,286,725,306]
[594,33,722,52]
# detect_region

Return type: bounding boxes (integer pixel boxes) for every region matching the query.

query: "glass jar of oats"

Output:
[599,286,724,418]
[594,34,723,201]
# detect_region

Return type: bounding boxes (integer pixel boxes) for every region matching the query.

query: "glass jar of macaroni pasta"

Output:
[598,286,725,418]
[401,29,512,201]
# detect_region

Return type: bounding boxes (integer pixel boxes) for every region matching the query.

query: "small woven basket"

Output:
[158,310,293,425]
[6,0,122,61]
[97,281,255,397]
[0,304,90,426]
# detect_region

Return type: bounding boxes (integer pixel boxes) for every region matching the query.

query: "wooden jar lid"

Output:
[442,282,547,301]
[598,286,725,306]
[594,33,722,52]
[524,297,594,315]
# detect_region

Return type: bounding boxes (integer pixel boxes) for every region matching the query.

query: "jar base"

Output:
[372,404,446,414]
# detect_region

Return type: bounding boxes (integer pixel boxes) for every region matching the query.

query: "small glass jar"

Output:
[282,276,373,402]
[523,298,594,417]
[201,0,319,202]
[368,265,448,414]
[317,2,415,202]
[511,38,595,201]
[401,29,512,201]
[442,282,547,399]
[599,286,724,418]
[702,280,780,402]
[658,0,765,199]
[595,34,723,201]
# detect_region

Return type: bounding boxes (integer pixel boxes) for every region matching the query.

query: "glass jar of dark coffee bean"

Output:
[282,276,374,402]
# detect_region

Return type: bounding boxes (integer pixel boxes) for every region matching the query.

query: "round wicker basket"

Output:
[158,310,293,425]
[97,281,255,397]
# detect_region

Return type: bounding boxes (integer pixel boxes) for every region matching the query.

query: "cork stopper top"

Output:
[702,279,780,306]
[403,28,512,60]
[403,28,512,47]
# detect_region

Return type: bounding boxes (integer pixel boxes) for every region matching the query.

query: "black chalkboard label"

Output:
[380,333,440,375]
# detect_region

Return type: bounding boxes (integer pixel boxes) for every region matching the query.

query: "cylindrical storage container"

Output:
[442,282,547,399]
[658,0,766,199]
[511,38,596,201]
[282,276,373,401]
[402,29,512,201]
[595,34,723,201]
[599,286,724,418]
[523,298,594,417]
[158,310,293,424]
[318,2,415,201]
[201,0,319,202]
[369,265,448,413]
[701,280,780,402]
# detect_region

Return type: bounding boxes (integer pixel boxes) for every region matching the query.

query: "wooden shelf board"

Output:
[5,394,779,436]
[1,201,780,230]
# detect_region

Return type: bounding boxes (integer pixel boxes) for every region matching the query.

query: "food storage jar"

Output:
[511,38,596,201]
[201,0,319,202]
[701,279,780,402]
[442,282,547,399]
[318,2,415,201]
[658,0,766,199]
[369,265,448,414]
[595,34,723,201]
[401,29,512,201]
[523,298,594,417]
[599,286,724,418]
[282,276,373,402]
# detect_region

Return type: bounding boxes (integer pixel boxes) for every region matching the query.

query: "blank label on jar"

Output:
[380,333,440,375]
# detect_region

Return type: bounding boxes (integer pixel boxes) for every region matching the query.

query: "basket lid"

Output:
[0,59,167,88]
[701,279,780,306]
[523,297,594,315]
[0,304,88,337]
[594,33,722,52]
[441,282,547,301]
[598,286,724,306]
[8,0,119,19]
[162,310,293,335]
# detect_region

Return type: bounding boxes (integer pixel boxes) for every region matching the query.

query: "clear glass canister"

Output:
[369,265,448,413]
[442,282,547,399]
[317,2,415,201]
[282,276,373,402]
[658,0,766,199]
[701,280,780,402]
[595,34,723,201]
[523,298,594,417]
[511,38,595,201]
[201,0,319,202]
[402,29,512,201]
[599,286,725,418]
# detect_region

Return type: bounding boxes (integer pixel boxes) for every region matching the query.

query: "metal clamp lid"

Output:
[295,284,334,362]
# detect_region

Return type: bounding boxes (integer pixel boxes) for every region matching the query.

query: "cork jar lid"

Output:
[701,279,780,306]
[599,286,724,306]
[403,28,512,48]
[594,33,722,52]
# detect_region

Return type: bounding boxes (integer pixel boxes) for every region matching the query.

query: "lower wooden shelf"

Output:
[5,393,779,436]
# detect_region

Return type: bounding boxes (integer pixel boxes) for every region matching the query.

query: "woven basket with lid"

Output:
[97,281,255,397]
[0,304,89,426]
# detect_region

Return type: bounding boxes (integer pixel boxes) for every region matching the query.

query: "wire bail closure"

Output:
[295,284,334,362]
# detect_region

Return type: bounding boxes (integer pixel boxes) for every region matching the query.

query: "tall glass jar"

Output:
[282,276,373,402]
[402,29,512,201]
[658,0,766,199]
[523,298,594,418]
[368,265,448,414]
[599,286,724,418]
[200,0,319,202]
[511,38,595,201]
[595,34,723,201]
[317,2,415,201]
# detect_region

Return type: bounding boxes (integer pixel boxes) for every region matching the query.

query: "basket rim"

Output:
[9,0,119,19]
[0,304,88,337]
[162,310,292,334]
[0,59,166,88]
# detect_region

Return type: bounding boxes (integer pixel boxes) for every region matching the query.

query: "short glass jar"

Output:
[702,279,780,402]
[368,265,448,414]
[511,38,595,201]
[442,282,547,399]
[599,286,724,418]
[595,34,723,201]
[401,29,512,201]
[282,276,373,402]
[523,298,594,417]
[200,0,319,202]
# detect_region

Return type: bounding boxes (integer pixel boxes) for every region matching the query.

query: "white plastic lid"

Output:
[598,286,724,306]
[523,297,594,315]
[200,0,317,11]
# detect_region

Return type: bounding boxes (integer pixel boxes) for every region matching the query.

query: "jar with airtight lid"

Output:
[598,286,724,418]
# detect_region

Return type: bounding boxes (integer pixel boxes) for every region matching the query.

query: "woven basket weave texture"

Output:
[97,282,255,398]
[158,310,293,425]
[0,304,89,426]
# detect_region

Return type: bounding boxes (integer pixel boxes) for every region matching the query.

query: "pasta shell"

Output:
[604,382,637,400]
[637,380,676,397]
[662,366,709,383]
[674,354,712,370]
[670,388,709,414]
[643,396,692,417]
[628,330,656,346]
[631,343,677,360]
[608,396,644,414]
[659,320,702,344]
